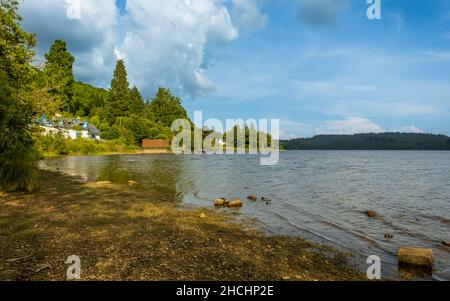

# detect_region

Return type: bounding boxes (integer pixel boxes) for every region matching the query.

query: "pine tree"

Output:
[44,40,75,112]
[129,86,145,114]
[148,87,189,127]
[107,60,131,123]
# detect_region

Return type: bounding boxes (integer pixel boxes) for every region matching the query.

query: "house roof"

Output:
[88,124,101,135]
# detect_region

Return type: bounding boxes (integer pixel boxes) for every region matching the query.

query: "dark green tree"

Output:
[44,39,75,112]
[106,60,131,123]
[0,0,40,191]
[129,86,145,114]
[148,87,189,127]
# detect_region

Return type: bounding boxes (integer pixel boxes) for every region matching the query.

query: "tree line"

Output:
[281,133,450,150]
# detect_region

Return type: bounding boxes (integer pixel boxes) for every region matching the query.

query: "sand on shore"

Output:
[0,171,363,281]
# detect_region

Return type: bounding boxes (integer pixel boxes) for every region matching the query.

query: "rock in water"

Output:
[398,247,434,271]
[247,196,258,201]
[214,198,226,207]
[228,199,243,208]
[365,211,378,218]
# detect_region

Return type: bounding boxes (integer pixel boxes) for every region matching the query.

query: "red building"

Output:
[142,139,170,149]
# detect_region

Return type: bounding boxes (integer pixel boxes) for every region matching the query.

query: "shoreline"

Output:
[0,170,364,281]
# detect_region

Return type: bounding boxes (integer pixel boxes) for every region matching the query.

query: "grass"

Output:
[0,171,364,281]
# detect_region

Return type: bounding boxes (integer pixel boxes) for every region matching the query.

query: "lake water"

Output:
[40,151,450,280]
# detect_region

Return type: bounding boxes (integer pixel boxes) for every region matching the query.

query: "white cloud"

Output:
[19,0,119,86]
[117,0,240,97]
[231,0,268,32]
[315,117,385,135]
[19,0,270,97]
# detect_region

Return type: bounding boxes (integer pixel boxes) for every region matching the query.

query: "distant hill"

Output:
[281,133,450,150]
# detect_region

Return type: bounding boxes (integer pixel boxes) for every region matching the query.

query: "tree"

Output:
[106,60,131,123]
[129,86,145,114]
[148,87,189,128]
[0,0,39,191]
[44,39,75,112]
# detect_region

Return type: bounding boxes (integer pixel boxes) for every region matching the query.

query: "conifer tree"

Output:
[107,60,131,123]
[44,39,75,112]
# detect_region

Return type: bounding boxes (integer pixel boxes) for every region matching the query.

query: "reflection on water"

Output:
[40,151,450,280]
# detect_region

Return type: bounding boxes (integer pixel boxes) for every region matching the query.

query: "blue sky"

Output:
[19,0,450,137]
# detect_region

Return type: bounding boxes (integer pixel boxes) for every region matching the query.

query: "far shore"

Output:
[0,171,363,281]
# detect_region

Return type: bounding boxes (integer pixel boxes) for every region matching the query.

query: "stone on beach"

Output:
[215,198,227,207]
[397,247,434,270]
[364,210,378,218]
[227,199,243,208]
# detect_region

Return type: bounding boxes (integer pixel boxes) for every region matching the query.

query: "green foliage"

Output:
[281,133,450,150]
[72,81,108,117]
[148,87,189,128]
[36,133,140,156]
[223,125,272,149]
[130,86,145,114]
[44,40,75,112]
[107,60,131,123]
[0,0,40,191]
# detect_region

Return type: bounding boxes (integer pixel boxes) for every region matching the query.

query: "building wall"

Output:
[142,139,170,149]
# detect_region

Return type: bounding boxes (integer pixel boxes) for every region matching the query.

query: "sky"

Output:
[18,0,450,138]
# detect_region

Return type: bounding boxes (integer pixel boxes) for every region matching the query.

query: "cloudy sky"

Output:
[18,0,450,138]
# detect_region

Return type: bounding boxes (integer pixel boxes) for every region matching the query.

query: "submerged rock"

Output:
[384,233,394,239]
[364,211,378,218]
[398,247,434,271]
[228,199,243,208]
[247,196,258,201]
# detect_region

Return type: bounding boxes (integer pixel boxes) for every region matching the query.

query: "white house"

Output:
[38,115,101,141]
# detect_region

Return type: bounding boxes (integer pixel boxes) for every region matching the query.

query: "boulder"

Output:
[398,247,434,270]
[227,199,243,208]
[247,196,258,201]
[214,198,226,207]
[365,210,378,218]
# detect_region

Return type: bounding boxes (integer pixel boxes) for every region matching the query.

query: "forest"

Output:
[281,133,450,150]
